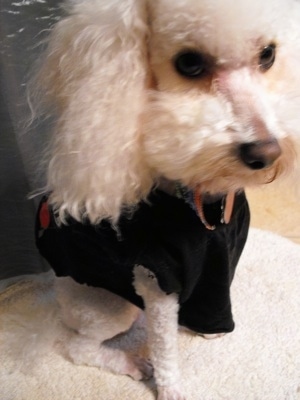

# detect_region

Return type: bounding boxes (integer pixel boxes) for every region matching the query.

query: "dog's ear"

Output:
[34,0,152,223]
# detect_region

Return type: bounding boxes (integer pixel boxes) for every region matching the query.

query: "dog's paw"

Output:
[127,355,154,381]
[157,384,186,400]
[199,332,227,340]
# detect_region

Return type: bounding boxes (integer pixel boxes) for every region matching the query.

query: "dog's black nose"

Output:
[239,140,281,170]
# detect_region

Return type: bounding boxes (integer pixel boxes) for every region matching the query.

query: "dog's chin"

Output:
[193,169,276,194]
[163,158,285,196]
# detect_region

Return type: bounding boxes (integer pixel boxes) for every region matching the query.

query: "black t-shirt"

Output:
[36,189,250,334]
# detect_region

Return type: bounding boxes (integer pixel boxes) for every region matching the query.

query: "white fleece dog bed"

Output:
[0,228,299,400]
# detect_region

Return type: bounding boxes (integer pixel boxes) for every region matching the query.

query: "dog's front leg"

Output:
[133,265,186,400]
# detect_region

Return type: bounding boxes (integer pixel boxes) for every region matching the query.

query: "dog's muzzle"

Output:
[239,139,282,170]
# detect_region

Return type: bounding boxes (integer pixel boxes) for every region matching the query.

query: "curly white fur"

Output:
[33,0,152,222]
[55,277,154,380]
[133,266,183,399]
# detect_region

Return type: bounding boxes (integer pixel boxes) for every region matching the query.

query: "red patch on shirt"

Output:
[39,201,50,229]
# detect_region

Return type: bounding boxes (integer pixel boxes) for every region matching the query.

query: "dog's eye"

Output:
[259,44,276,71]
[174,51,206,78]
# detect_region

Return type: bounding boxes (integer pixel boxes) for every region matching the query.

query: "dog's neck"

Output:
[158,178,235,230]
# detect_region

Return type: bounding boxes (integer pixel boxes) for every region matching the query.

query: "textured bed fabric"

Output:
[0,228,299,400]
[36,190,250,334]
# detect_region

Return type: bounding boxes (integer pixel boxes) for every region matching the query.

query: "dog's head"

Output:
[34,0,300,222]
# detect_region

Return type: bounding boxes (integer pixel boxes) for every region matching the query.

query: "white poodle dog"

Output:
[32,0,300,399]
